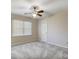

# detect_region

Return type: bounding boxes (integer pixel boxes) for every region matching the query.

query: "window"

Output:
[12,20,32,36]
[24,22,32,35]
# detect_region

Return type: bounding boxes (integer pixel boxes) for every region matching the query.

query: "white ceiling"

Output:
[11,0,68,18]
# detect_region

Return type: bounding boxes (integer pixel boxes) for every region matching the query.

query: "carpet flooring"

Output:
[11,42,68,59]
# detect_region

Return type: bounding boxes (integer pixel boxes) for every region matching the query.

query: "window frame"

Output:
[12,19,32,37]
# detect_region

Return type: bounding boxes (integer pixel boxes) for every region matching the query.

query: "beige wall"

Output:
[11,10,68,48]
[38,10,68,48]
[11,14,38,45]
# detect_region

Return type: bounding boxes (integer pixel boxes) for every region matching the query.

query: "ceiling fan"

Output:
[24,6,44,17]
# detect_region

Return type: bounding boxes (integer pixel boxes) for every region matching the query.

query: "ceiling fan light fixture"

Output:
[32,13,37,18]
[24,5,44,17]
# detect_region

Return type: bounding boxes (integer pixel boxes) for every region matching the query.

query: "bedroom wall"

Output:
[38,10,68,48]
[11,14,38,45]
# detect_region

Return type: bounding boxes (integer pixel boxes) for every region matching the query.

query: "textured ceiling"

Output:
[11,0,68,18]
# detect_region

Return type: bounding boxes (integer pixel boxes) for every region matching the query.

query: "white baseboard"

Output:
[40,40,68,49]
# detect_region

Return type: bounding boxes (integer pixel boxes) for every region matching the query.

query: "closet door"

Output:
[40,19,48,42]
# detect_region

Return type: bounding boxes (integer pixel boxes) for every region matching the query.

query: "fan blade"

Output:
[33,6,39,9]
[24,13,32,14]
[38,10,44,13]
[37,13,42,16]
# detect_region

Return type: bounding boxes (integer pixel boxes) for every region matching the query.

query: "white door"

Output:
[40,19,48,42]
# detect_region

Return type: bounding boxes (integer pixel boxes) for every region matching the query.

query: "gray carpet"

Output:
[11,42,68,59]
